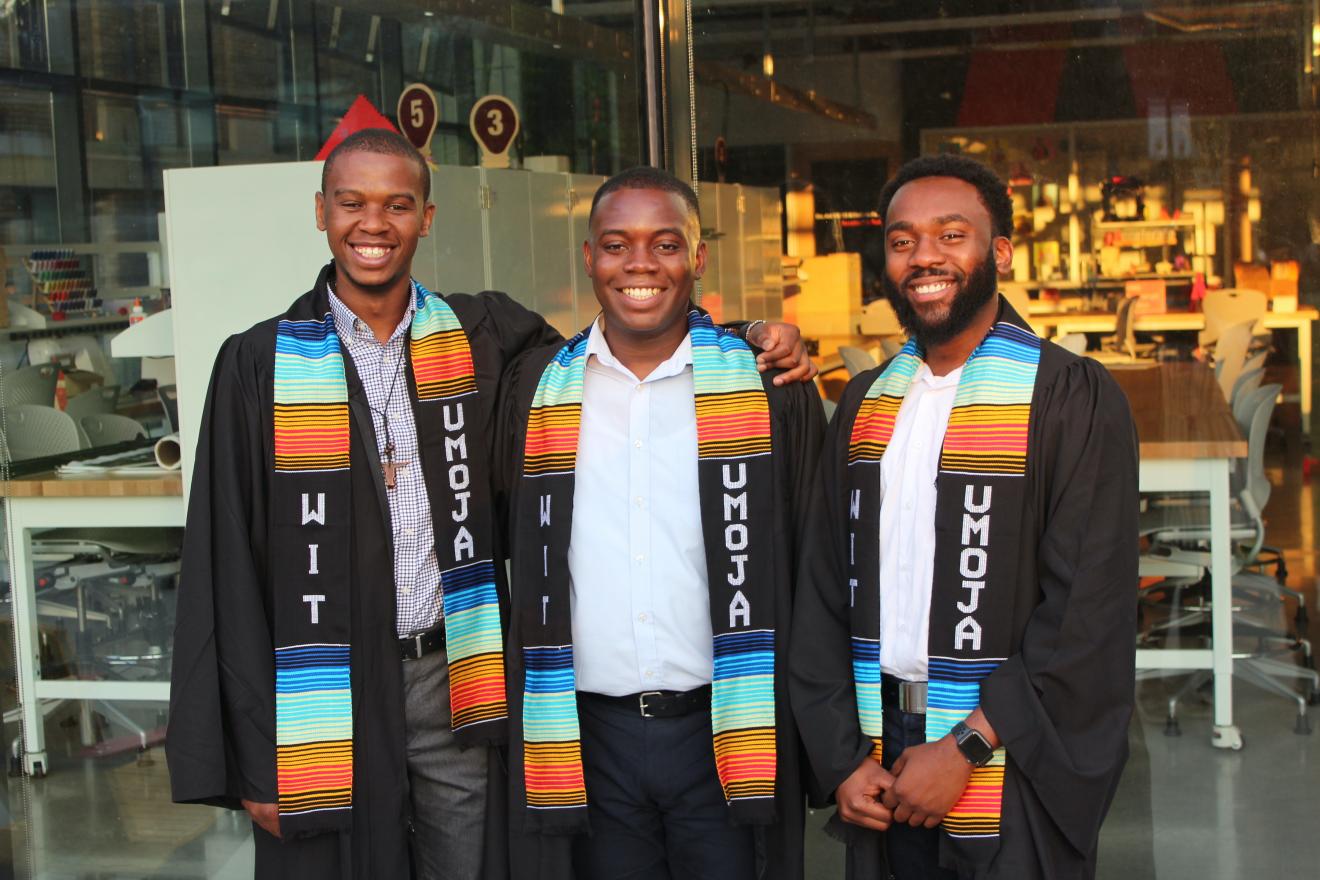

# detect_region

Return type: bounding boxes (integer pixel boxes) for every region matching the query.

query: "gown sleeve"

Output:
[476,291,566,363]
[168,332,278,809]
[980,357,1139,857]
[788,372,880,806]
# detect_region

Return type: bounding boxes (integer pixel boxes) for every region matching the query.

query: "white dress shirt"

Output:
[878,362,963,681]
[568,320,714,697]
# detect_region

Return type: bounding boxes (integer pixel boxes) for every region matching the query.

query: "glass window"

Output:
[76,0,184,87]
[0,85,59,247]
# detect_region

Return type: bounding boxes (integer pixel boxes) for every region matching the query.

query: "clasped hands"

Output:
[835,735,972,831]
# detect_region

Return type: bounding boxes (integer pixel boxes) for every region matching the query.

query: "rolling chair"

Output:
[2,405,81,461]
[838,346,878,377]
[79,414,147,447]
[4,364,59,407]
[1139,385,1316,733]
[65,386,120,422]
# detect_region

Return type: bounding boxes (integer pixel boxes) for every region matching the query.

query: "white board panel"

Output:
[164,161,329,499]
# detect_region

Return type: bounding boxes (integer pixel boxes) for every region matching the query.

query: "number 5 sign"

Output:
[469,94,519,169]
[397,83,439,168]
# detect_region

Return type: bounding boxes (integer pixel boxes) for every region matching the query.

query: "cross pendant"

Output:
[383,458,409,490]
[381,442,407,490]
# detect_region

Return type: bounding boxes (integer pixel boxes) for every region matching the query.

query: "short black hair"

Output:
[321,128,430,202]
[589,165,701,230]
[878,154,1013,240]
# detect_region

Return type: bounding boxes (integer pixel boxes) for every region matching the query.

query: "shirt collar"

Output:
[914,361,963,389]
[585,316,693,383]
[327,281,417,345]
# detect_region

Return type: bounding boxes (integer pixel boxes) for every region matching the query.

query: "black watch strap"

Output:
[952,721,994,767]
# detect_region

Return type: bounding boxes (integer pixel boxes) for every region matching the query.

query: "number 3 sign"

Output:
[469,94,519,168]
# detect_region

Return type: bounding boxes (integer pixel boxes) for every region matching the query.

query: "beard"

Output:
[882,248,999,347]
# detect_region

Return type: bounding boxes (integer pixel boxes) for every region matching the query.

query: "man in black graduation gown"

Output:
[495,168,824,880]
[790,155,1138,880]
[168,131,815,880]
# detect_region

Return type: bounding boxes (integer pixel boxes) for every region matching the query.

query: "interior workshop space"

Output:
[1,1,1319,877]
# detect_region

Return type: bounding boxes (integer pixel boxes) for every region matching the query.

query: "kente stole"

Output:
[271,282,506,836]
[845,317,1039,862]
[516,309,778,833]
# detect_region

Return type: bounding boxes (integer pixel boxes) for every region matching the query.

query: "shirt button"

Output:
[404,527,415,536]
[644,669,656,679]
[635,554,645,563]
[638,612,649,623]
[904,500,913,510]
[635,384,644,392]
[402,586,412,595]
[634,440,643,449]
[635,496,645,508]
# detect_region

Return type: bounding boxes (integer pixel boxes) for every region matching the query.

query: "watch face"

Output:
[955,723,994,766]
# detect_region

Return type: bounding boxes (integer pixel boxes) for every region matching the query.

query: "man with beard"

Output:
[790,155,1138,880]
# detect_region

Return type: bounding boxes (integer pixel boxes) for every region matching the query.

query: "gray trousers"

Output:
[403,647,490,880]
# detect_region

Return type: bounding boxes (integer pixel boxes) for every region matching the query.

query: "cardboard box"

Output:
[1125,278,1167,316]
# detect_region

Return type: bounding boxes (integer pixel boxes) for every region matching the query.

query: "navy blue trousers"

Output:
[571,693,756,880]
[880,677,959,880]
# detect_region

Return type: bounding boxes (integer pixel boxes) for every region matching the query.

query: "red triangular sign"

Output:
[315,95,399,160]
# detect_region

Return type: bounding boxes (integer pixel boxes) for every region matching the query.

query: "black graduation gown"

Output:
[493,336,826,880]
[790,335,1139,880]
[167,265,563,880]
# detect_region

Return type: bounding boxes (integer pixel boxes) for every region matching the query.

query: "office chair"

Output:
[79,414,147,447]
[1138,386,1316,732]
[65,386,120,422]
[4,364,59,407]
[2,405,81,461]
[838,346,878,377]
[1200,288,1267,349]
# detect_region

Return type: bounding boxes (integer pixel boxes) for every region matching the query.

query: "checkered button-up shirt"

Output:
[328,285,441,637]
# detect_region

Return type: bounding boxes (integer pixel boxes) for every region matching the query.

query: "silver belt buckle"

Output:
[409,634,425,660]
[638,691,662,718]
[898,681,928,714]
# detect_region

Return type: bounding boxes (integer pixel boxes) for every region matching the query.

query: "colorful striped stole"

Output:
[410,283,508,741]
[844,313,1040,863]
[272,308,354,835]
[271,282,506,837]
[516,308,778,834]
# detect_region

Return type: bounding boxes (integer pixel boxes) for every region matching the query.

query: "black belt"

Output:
[581,685,712,719]
[399,625,445,661]
[881,674,928,714]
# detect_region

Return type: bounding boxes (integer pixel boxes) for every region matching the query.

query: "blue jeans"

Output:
[880,675,959,880]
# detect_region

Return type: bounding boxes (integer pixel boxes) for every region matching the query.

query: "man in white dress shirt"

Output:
[791,155,1137,880]
[499,167,825,880]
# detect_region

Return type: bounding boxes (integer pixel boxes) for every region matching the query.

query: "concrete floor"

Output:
[1,447,1316,878]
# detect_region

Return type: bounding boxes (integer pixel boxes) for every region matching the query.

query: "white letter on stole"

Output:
[965,484,992,514]
[303,594,326,624]
[444,434,468,462]
[443,402,465,432]
[729,591,751,628]
[540,495,552,527]
[454,527,475,561]
[301,493,326,525]
[308,544,319,575]
[728,555,748,586]
[954,616,982,651]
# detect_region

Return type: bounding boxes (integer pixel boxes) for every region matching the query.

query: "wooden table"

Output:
[1,470,184,775]
[1109,363,1247,749]
[1031,306,1318,433]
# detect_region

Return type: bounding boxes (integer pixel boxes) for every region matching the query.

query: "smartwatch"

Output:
[952,721,995,767]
